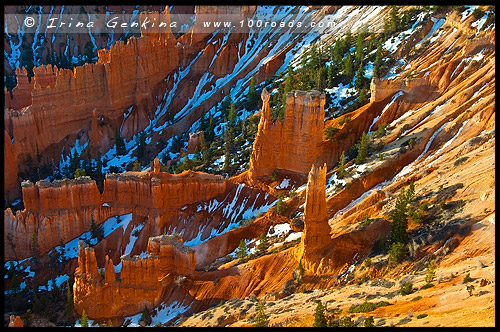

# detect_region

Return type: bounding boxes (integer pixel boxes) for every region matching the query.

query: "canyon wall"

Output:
[248,89,326,180]
[4,160,227,261]
[73,235,195,319]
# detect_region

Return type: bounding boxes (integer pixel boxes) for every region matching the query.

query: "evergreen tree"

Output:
[337,151,346,179]
[344,53,353,78]
[373,39,383,78]
[207,115,216,142]
[364,316,375,327]
[74,168,86,178]
[275,192,288,215]
[390,187,409,244]
[257,233,269,254]
[254,301,268,327]
[95,151,103,182]
[115,129,126,156]
[389,7,400,33]
[135,131,146,159]
[248,77,258,110]
[228,102,237,127]
[223,123,231,173]
[316,66,327,90]
[80,309,89,327]
[355,131,369,164]
[425,259,436,284]
[284,65,295,94]
[355,61,365,90]
[313,301,327,327]
[406,181,415,204]
[355,31,365,67]
[64,280,74,321]
[236,239,248,259]
[298,55,309,90]
[132,159,141,171]
[327,63,335,88]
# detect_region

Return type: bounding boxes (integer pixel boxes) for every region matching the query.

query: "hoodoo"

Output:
[295,164,330,272]
[249,89,326,180]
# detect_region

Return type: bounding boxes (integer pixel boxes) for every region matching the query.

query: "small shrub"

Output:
[348,301,390,313]
[420,283,434,290]
[411,296,422,302]
[364,258,372,268]
[389,242,406,262]
[463,273,472,284]
[425,259,436,284]
[400,282,413,296]
[466,285,475,296]
[324,126,339,140]
[417,313,428,319]
[271,169,278,182]
[338,316,356,327]
[364,316,375,327]
[375,123,387,137]
[289,189,297,198]
[439,201,446,210]
[362,214,372,226]
[408,138,415,149]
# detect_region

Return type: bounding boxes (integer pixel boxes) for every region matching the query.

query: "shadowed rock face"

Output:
[249,89,326,180]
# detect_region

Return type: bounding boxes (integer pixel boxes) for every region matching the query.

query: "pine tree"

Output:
[80,309,88,327]
[248,77,258,110]
[132,159,141,171]
[390,187,409,244]
[135,130,146,159]
[228,102,237,127]
[425,259,436,284]
[254,301,268,327]
[285,65,295,94]
[74,168,86,179]
[223,123,231,173]
[327,63,335,88]
[313,301,327,327]
[275,192,288,215]
[344,53,353,78]
[337,151,346,179]
[373,39,383,78]
[257,233,268,254]
[64,280,74,320]
[406,181,415,204]
[364,316,375,327]
[115,129,126,156]
[355,31,365,67]
[207,115,215,142]
[236,239,248,259]
[355,61,365,90]
[355,131,369,164]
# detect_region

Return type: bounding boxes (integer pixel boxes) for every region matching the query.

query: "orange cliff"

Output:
[3,7,185,196]
[4,159,227,261]
[248,89,326,180]
[73,234,196,319]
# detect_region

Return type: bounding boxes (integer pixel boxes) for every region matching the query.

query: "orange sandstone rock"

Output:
[249,89,326,180]
[295,164,330,272]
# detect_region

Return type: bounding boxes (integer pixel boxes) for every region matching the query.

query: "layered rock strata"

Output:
[73,235,195,319]
[248,89,326,179]
[4,160,227,261]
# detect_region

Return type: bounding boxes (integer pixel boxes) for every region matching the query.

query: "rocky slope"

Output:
[3,5,495,328]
